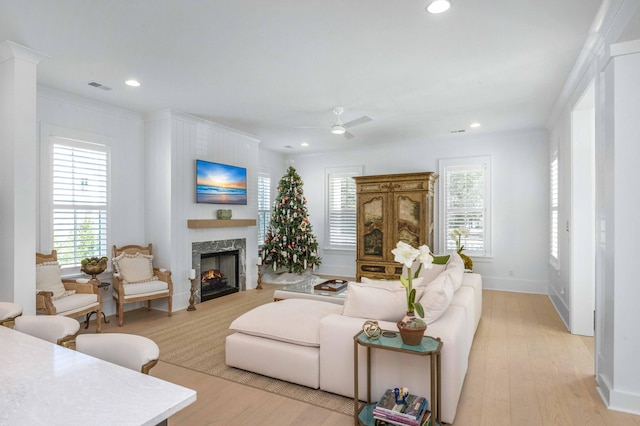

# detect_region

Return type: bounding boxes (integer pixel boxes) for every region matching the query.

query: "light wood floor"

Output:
[86,288,640,426]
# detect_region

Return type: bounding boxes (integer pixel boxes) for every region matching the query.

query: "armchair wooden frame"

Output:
[35,250,102,333]
[0,302,22,328]
[112,243,173,327]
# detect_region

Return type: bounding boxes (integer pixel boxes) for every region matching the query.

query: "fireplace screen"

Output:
[199,250,239,301]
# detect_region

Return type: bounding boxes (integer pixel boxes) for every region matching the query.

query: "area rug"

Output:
[139,288,354,416]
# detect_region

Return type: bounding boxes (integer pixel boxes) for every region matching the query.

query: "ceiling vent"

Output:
[88,81,112,91]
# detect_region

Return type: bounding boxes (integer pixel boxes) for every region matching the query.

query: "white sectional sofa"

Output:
[226,253,481,424]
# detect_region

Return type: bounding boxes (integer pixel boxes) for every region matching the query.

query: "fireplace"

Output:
[200,250,239,301]
[192,239,247,305]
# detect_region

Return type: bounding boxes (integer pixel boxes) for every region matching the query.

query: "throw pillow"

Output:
[36,261,75,300]
[113,252,157,284]
[418,271,454,324]
[360,276,424,289]
[417,263,446,286]
[342,281,408,322]
[445,253,465,291]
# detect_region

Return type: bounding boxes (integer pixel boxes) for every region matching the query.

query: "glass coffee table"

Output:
[273,278,348,305]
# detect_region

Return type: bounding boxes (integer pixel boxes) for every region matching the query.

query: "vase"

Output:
[458,251,473,271]
[396,313,427,346]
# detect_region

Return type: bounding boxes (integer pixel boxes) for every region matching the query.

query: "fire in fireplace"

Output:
[200,250,239,301]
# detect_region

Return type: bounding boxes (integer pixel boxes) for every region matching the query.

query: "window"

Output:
[550,153,559,266]
[325,166,361,250]
[257,173,271,245]
[439,157,491,256]
[49,136,109,268]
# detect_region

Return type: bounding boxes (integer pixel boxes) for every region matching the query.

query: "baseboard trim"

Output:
[481,276,548,294]
[597,372,640,416]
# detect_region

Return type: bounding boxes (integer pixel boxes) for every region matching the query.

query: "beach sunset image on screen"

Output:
[196,159,247,205]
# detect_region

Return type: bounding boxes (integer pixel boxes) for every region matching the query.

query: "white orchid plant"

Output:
[391,241,434,319]
[449,227,470,253]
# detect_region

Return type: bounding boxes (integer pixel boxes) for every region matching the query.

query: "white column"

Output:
[0,41,47,313]
[596,39,640,415]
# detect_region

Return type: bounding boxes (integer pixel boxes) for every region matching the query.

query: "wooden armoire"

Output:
[354,172,438,281]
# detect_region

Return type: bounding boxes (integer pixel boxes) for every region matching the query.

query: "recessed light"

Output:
[125,79,141,87]
[426,0,451,14]
[301,142,309,147]
[470,122,481,128]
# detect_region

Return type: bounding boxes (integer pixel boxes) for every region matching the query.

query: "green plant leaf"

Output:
[409,288,416,305]
[414,302,425,318]
[400,275,409,288]
[413,263,422,278]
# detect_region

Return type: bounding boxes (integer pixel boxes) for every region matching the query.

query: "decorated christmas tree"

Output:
[262,166,321,273]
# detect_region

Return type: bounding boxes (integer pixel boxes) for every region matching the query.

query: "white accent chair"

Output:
[76,333,160,374]
[15,315,80,348]
[36,250,102,333]
[0,302,22,327]
[111,244,173,326]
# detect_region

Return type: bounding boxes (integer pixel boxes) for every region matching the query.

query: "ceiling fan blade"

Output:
[343,131,355,140]
[343,116,372,129]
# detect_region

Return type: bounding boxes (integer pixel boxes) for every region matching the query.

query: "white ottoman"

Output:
[225,299,343,388]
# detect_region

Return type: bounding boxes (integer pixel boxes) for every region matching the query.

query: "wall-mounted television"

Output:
[196,159,247,205]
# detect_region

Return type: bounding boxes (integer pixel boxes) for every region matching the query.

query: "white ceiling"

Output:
[0,0,604,153]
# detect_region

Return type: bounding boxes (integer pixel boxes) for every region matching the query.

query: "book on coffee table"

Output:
[313,279,348,292]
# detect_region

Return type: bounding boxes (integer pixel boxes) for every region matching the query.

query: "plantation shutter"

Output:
[327,170,358,248]
[52,140,109,266]
[258,173,271,245]
[442,158,490,255]
[550,155,559,262]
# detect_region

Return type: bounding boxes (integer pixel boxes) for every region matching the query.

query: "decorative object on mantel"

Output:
[216,209,232,220]
[450,227,473,271]
[187,269,196,311]
[392,241,433,345]
[362,320,382,339]
[80,256,109,280]
[261,165,322,274]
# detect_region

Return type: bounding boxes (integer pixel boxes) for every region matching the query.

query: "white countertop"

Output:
[0,326,196,426]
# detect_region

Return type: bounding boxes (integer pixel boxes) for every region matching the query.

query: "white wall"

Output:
[546,0,640,414]
[35,93,265,315]
[0,42,42,312]
[36,87,146,317]
[258,146,287,207]
[597,40,640,414]
[289,129,550,293]
[145,110,261,311]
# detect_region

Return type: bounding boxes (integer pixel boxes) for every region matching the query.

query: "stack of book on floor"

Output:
[372,389,431,426]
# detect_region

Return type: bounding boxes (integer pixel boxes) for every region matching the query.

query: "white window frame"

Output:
[39,125,111,274]
[324,166,362,251]
[257,172,271,246]
[550,151,559,268]
[438,156,492,257]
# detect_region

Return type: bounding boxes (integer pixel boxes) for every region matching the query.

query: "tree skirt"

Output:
[260,268,324,285]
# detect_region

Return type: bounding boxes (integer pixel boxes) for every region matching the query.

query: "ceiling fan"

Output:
[298,107,372,140]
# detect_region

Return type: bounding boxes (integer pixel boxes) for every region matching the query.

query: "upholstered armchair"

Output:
[35,250,102,333]
[111,243,173,326]
[0,302,22,327]
[76,333,160,374]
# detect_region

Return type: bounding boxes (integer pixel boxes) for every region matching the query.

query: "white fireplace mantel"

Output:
[187,219,256,229]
